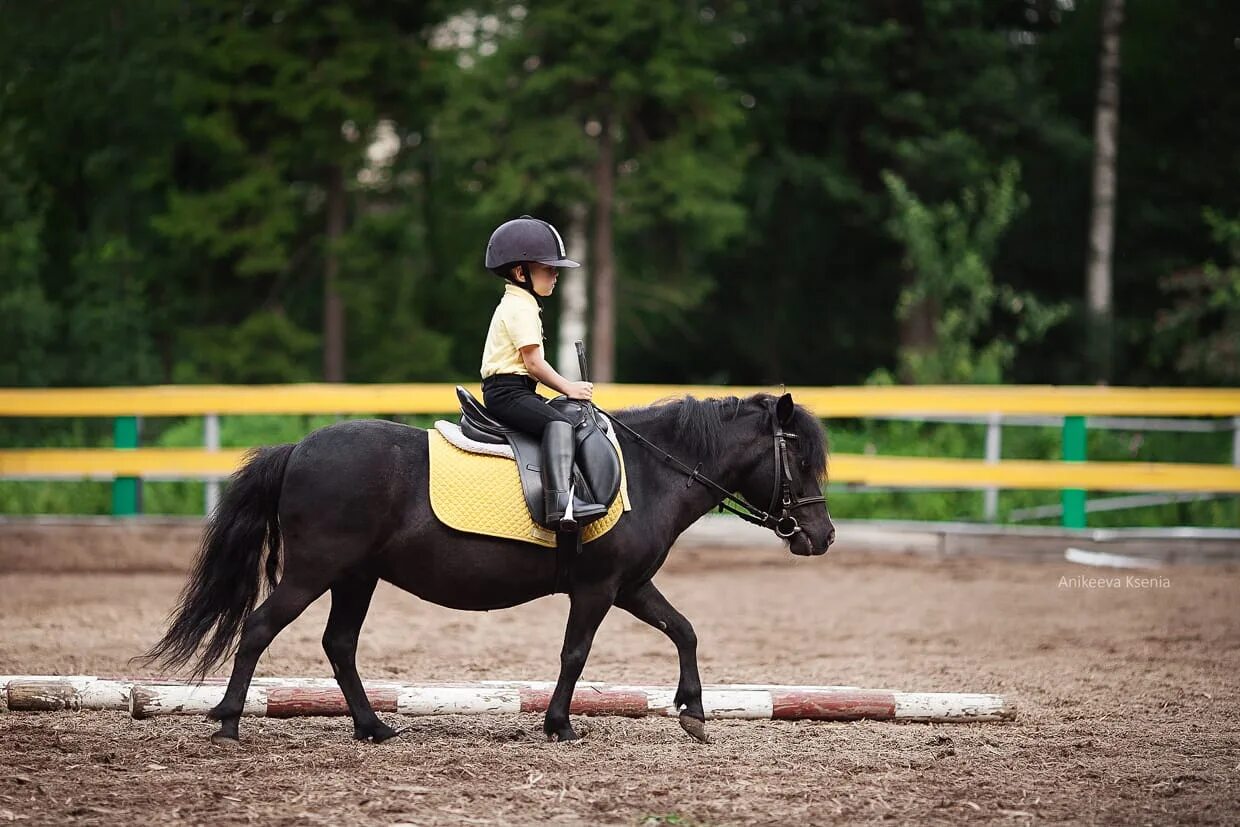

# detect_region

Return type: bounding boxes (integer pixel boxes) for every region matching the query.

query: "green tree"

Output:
[0,118,54,386]
[1009,0,1240,384]
[881,162,1067,383]
[432,1,749,380]
[151,1,447,383]
[1,0,1236,395]
[639,0,1083,384]
[1154,210,1240,385]
[0,1,179,386]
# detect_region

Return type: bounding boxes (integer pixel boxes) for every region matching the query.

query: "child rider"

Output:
[480,215,608,532]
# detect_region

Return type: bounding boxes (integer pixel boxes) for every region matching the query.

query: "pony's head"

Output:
[732,393,834,556]
[623,392,835,555]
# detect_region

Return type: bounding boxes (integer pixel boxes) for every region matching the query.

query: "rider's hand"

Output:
[565,381,593,401]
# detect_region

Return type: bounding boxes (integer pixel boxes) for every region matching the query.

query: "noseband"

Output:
[604,401,825,540]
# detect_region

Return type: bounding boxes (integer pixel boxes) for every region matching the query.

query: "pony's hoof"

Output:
[209,731,242,748]
[678,713,710,743]
[355,722,401,743]
[547,727,580,743]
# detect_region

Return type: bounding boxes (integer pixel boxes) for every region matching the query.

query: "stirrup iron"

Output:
[559,484,578,533]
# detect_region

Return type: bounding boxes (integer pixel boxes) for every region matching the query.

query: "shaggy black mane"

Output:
[616,394,828,479]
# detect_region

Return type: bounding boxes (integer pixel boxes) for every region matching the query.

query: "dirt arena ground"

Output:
[2,534,1239,825]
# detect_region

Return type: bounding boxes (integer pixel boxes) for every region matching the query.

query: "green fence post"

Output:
[112,416,140,517]
[1061,415,1087,529]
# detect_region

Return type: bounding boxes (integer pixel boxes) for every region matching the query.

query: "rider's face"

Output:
[523,263,559,297]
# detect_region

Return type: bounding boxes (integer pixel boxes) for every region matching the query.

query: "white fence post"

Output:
[205,413,220,517]
[1233,416,1240,469]
[983,413,1002,522]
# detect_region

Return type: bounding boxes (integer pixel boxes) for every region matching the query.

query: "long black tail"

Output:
[140,443,296,679]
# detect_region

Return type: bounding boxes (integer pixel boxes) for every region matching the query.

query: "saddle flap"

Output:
[572,426,622,506]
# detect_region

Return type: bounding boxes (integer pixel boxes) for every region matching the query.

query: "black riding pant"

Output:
[481,374,572,437]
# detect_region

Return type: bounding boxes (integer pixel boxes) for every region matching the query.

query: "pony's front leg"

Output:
[544,584,616,742]
[615,579,708,743]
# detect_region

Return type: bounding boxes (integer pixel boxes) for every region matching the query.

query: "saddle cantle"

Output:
[453,386,623,531]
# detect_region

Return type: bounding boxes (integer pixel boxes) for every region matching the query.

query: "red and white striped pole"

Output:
[1,676,1015,723]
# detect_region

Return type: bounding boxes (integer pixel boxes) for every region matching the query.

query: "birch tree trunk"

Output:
[590,111,616,383]
[556,202,589,380]
[1085,0,1124,384]
[323,164,347,382]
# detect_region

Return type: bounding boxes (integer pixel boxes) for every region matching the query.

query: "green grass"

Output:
[639,815,700,827]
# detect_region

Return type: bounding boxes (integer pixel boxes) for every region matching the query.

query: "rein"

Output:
[596,401,824,540]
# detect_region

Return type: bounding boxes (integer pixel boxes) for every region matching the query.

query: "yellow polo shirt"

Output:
[480,283,543,378]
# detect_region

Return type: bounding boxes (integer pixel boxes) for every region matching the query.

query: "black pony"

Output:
[143,393,834,744]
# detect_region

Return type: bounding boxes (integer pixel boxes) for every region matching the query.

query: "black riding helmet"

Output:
[485,215,580,277]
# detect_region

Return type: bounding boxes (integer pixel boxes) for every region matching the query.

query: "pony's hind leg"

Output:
[323,573,399,743]
[615,580,708,743]
[208,576,326,744]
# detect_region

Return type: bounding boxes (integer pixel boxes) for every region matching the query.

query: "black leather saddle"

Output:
[454,386,622,529]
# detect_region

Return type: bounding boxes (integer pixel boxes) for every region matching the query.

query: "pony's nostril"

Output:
[826,528,836,547]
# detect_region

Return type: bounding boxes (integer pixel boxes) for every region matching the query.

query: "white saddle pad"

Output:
[433,420,514,458]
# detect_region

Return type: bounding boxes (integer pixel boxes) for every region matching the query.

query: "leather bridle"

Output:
[762,418,828,538]
[602,400,826,541]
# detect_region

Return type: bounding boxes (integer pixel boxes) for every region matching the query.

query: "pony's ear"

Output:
[776,392,795,426]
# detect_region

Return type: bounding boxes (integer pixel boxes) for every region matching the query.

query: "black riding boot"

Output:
[542,420,608,532]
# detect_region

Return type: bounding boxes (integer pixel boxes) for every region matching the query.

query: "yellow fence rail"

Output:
[2,383,1238,525]
[3,383,1240,417]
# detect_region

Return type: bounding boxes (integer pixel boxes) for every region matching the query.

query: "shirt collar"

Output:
[504,282,541,310]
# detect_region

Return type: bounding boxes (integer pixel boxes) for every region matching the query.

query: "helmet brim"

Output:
[537,257,580,268]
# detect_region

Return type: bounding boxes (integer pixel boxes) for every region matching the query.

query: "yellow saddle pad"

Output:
[427,430,630,548]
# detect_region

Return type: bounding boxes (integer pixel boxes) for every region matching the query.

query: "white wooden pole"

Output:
[0,676,1015,724]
